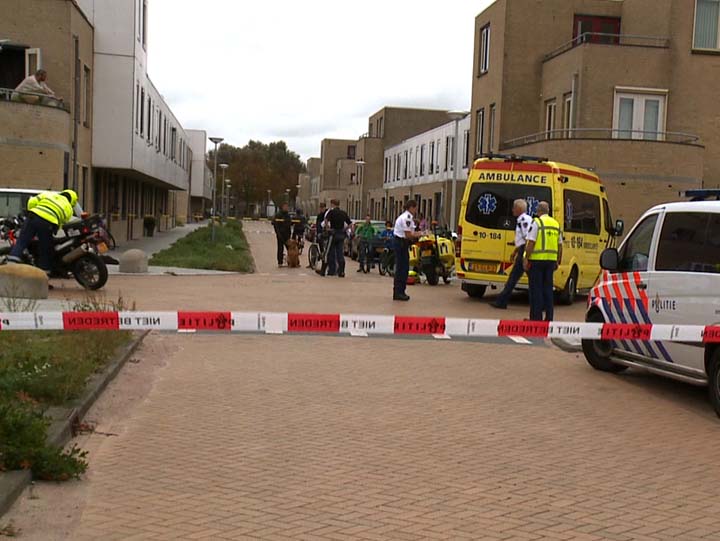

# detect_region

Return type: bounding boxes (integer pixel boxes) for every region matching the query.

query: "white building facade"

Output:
[78,0,192,242]
[187,129,213,219]
[382,115,471,226]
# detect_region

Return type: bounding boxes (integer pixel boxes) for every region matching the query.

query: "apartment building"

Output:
[296,157,320,215]
[0,0,94,205]
[317,138,358,209]
[187,130,213,220]
[382,115,471,225]
[470,0,715,227]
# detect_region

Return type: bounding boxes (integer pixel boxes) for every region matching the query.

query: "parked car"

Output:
[582,190,720,417]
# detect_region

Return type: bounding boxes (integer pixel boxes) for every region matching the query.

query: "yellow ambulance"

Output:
[456,156,624,304]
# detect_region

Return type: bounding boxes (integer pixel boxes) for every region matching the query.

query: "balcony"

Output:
[543,33,669,62]
[504,129,700,149]
[0,88,70,112]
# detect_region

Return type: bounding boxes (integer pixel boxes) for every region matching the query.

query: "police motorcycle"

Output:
[0,213,109,290]
[410,223,456,286]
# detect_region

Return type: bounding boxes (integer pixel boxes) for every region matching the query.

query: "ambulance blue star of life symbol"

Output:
[478,193,497,215]
[526,196,539,216]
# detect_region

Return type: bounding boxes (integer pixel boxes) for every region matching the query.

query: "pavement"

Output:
[5,221,720,540]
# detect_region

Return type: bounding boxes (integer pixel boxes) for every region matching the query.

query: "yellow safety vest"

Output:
[528,214,561,261]
[27,192,74,226]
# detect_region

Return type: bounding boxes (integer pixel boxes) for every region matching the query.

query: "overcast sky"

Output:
[148,1,493,160]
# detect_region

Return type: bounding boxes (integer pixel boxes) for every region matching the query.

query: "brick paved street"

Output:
[6,222,720,540]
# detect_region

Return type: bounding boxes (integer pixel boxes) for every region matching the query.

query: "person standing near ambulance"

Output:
[523,201,562,321]
[392,200,425,301]
[491,199,533,309]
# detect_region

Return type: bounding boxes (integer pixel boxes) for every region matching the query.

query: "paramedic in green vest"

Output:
[523,201,563,321]
[8,189,78,273]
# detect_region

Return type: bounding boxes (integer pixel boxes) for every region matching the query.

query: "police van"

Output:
[582,191,720,417]
[457,156,623,303]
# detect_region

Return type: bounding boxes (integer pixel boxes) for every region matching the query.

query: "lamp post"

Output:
[267,189,272,217]
[209,136,224,242]
[225,179,231,219]
[447,111,468,230]
[219,163,229,222]
[295,183,301,210]
[356,160,366,218]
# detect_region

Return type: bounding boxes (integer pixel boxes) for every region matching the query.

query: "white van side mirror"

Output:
[600,248,619,271]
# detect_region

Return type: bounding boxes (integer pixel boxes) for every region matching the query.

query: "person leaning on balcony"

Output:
[14,70,62,101]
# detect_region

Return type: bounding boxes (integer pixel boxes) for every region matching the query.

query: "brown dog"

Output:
[286,238,300,268]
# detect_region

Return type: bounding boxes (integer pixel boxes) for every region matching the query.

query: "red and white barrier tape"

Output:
[0,311,719,343]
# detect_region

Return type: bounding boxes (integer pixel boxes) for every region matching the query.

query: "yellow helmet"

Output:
[61,189,78,207]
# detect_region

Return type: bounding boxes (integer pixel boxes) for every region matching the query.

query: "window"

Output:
[420,145,426,175]
[403,150,408,179]
[573,15,621,44]
[563,190,601,235]
[465,183,552,230]
[135,83,140,133]
[694,0,720,49]
[613,90,666,140]
[147,97,152,142]
[475,108,485,156]
[488,104,496,152]
[139,88,145,137]
[347,145,356,160]
[656,212,720,273]
[479,25,490,74]
[545,100,557,138]
[83,65,91,127]
[368,122,374,137]
[463,130,470,167]
[379,117,384,138]
[25,48,41,77]
[617,214,658,272]
[449,137,455,171]
[563,93,573,137]
[415,146,420,176]
[603,199,614,235]
[142,0,148,49]
[436,139,441,172]
[429,141,435,174]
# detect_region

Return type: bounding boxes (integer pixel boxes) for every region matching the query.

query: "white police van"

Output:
[582,190,720,417]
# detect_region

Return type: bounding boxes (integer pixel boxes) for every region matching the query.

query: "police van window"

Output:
[464,183,551,230]
[617,214,658,272]
[563,189,600,235]
[655,212,720,274]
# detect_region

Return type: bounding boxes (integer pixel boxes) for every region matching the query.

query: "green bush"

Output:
[149,221,254,272]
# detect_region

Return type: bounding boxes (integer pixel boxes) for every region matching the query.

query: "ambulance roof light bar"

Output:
[680,189,720,201]
[481,152,549,163]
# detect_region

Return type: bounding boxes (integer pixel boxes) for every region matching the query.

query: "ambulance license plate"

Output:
[469,262,497,273]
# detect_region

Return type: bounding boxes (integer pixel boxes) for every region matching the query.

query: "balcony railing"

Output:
[503,128,701,149]
[543,33,670,62]
[0,88,70,112]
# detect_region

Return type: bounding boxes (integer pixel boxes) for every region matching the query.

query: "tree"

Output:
[208,140,306,215]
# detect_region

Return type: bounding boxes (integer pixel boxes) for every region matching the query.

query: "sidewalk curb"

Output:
[0,330,150,518]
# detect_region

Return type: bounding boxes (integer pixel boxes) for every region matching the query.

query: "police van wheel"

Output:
[582,310,627,373]
[707,348,720,418]
[559,267,578,305]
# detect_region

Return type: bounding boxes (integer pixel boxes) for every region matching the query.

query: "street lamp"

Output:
[219,163,229,221]
[209,136,224,241]
[224,179,232,219]
[356,160,366,217]
[447,111,468,230]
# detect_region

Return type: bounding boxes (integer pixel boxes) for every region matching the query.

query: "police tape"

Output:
[0,311,719,343]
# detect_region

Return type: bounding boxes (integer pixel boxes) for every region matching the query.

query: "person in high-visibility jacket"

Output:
[8,189,78,272]
[523,201,563,321]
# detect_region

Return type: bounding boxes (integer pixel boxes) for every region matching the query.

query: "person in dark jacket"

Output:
[273,202,292,267]
[323,199,352,277]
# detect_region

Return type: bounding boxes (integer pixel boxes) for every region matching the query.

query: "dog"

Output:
[286,238,301,268]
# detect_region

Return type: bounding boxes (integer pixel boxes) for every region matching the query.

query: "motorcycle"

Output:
[410,223,456,286]
[0,214,109,290]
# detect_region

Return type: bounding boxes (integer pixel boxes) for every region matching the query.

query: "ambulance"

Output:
[457,155,623,303]
[582,191,720,417]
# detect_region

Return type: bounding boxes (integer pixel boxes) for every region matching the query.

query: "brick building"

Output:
[470,0,715,227]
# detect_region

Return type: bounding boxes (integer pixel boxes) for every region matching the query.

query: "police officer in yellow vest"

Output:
[8,190,78,273]
[523,201,563,321]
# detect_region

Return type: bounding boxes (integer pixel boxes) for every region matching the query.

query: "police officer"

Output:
[523,201,563,321]
[491,199,533,309]
[273,202,292,267]
[392,200,425,301]
[8,189,78,273]
[323,199,352,277]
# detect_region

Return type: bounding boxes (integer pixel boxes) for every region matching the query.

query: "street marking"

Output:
[509,336,532,344]
[433,334,452,340]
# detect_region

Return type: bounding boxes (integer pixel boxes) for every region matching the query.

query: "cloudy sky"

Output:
[148,1,493,160]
